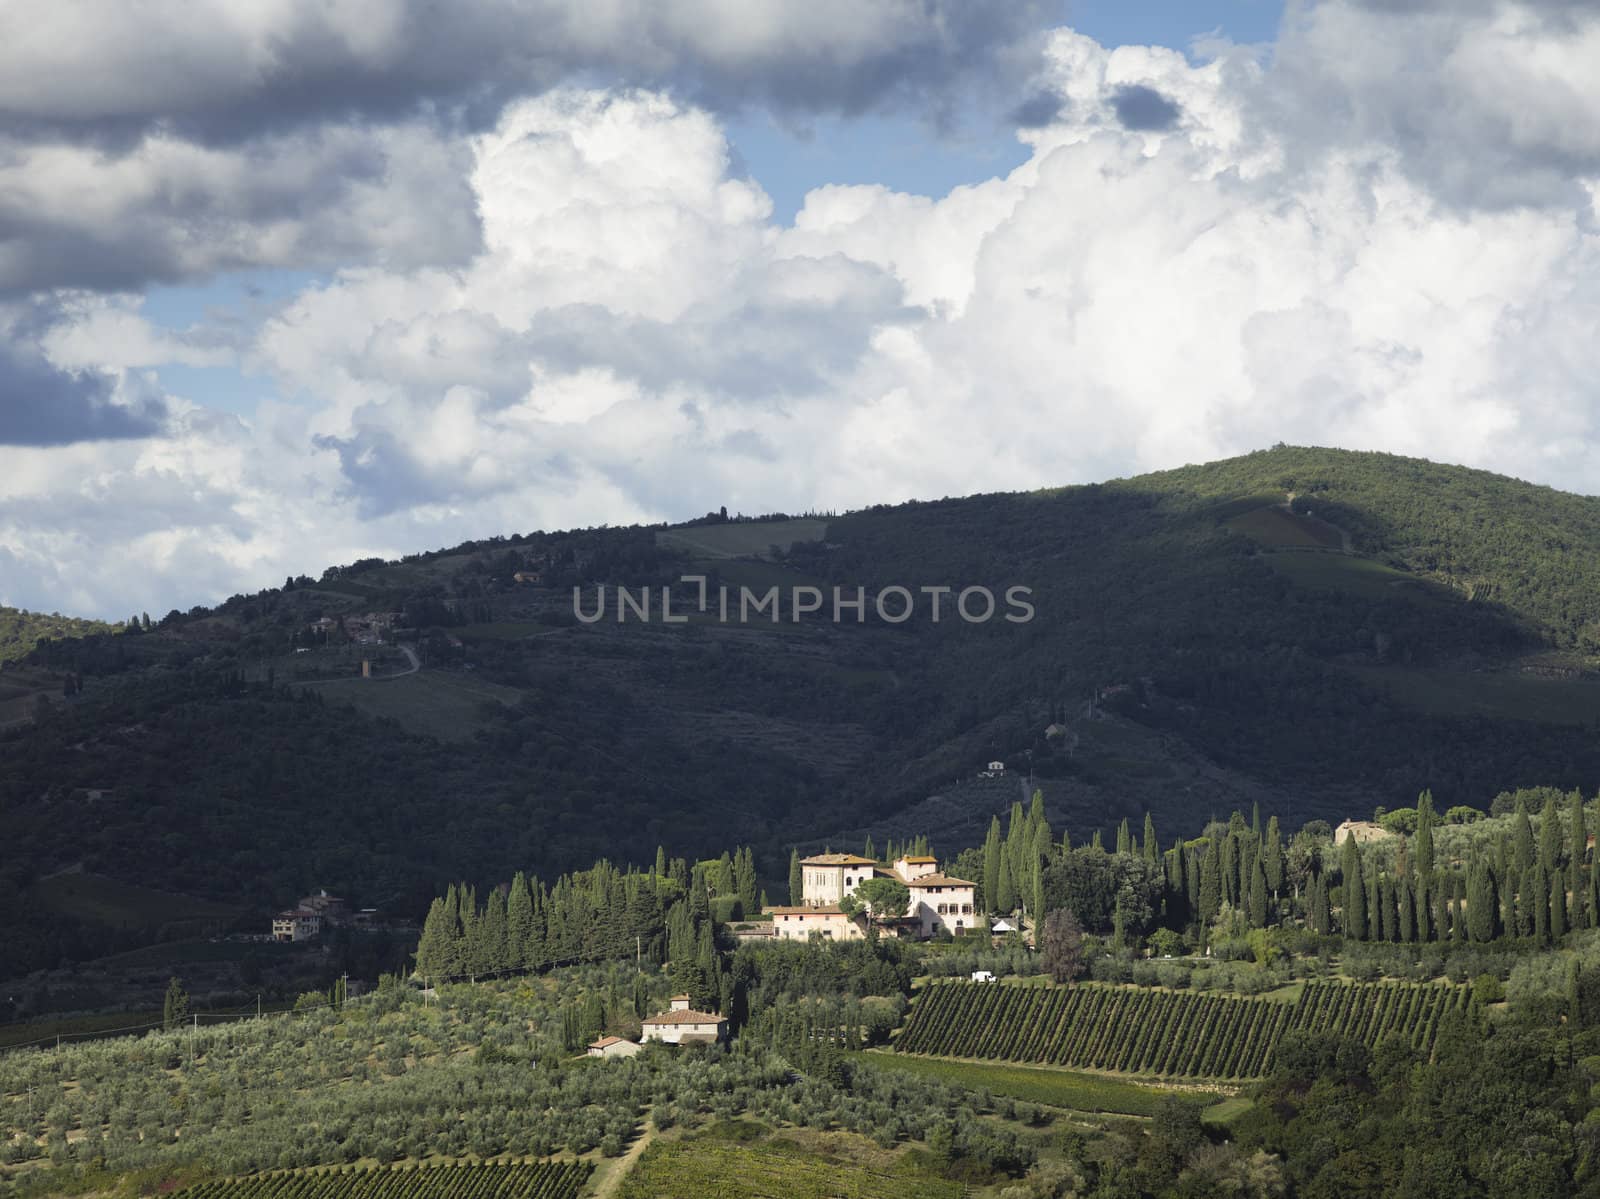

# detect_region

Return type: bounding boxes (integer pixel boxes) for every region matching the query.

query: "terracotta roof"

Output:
[276,908,321,919]
[589,1036,629,1049]
[907,873,975,888]
[643,1008,726,1025]
[899,855,938,863]
[799,853,877,866]
[670,993,690,1001]
[766,905,849,916]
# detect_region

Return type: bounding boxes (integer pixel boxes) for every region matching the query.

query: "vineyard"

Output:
[173,1160,592,1199]
[894,979,1470,1079]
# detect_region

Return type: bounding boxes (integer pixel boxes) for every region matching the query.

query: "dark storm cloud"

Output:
[0,338,165,446]
[0,2,1060,146]
[1009,91,1066,129]
[1110,84,1182,131]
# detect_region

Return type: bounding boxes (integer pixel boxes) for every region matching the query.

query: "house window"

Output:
[962,903,972,914]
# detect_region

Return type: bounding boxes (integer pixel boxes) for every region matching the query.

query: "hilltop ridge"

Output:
[5,445,1600,975]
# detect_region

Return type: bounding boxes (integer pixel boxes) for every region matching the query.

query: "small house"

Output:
[1333,820,1393,847]
[971,970,996,983]
[642,1007,728,1045]
[587,1036,642,1059]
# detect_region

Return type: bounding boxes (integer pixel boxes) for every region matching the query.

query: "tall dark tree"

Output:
[1040,909,1085,984]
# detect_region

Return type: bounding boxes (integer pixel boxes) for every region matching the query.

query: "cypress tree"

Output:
[997,852,1018,914]
[1143,813,1159,863]
[983,817,1003,913]
[1262,816,1284,896]
[1397,876,1414,943]
[1569,791,1588,926]
[1540,795,1562,872]
[1030,856,1044,923]
[1502,866,1520,938]
[1553,870,1568,941]
[1198,840,1223,926]
[507,873,534,969]
[1368,867,1382,941]
[1468,861,1496,943]
[481,887,509,973]
[734,846,758,915]
[1342,838,1366,941]
[1247,858,1268,927]
[1311,872,1331,934]
[1512,797,1535,871]
[1221,835,1238,907]
[1116,818,1131,856]
[416,896,452,978]
[1251,802,1261,838]
[1416,790,1436,877]
[789,849,803,906]
[1531,864,1550,944]
[655,845,668,877]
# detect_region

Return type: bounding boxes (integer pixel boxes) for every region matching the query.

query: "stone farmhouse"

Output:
[587,1035,641,1059]
[641,994,729,1045]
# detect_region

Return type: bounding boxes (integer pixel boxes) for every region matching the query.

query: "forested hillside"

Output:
[0,607,114,665]
[7,445,1600,975]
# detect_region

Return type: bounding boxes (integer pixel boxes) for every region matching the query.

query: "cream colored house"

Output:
[767,905,867,941]
[799,853,878,905]
[905,873,977,938]
[587,1035,641,1059]
[271,908,323,942]
[642,1006,729,1045]
[893,855,938,882]
[1334,820,1393,846]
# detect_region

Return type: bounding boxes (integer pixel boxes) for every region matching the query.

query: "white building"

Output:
[798,854,877,905]
[271,908,322,942]
[905,872,977,938]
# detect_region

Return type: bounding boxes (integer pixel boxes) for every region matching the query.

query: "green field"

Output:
[618,1135,960,1199]
[1265,551,1454,605]
[858,1052,1186,1116]
[657,519,828,560]
[455,622,556,641]
[33,871,240,932]
[173,1160,590,1199]
[309,670,524,741]
[1226,504,1344,549]
[1345,662,1600,726]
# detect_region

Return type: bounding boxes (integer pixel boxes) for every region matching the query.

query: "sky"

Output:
[2,0,1599,619]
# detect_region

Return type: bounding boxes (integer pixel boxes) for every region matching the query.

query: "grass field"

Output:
[1265,551,1454,605]
[657,519,828,561]
[456,621,557,641]
[1345,663,1600,726]
[310,670,524,741]
[1226,505,1344,549]
[859,1053,1189,1117]
[617,1133,960,1199]
[33,871,240,932]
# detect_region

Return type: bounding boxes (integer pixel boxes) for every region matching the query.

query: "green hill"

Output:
[6,445,1600,973]
[0,606,115,664]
